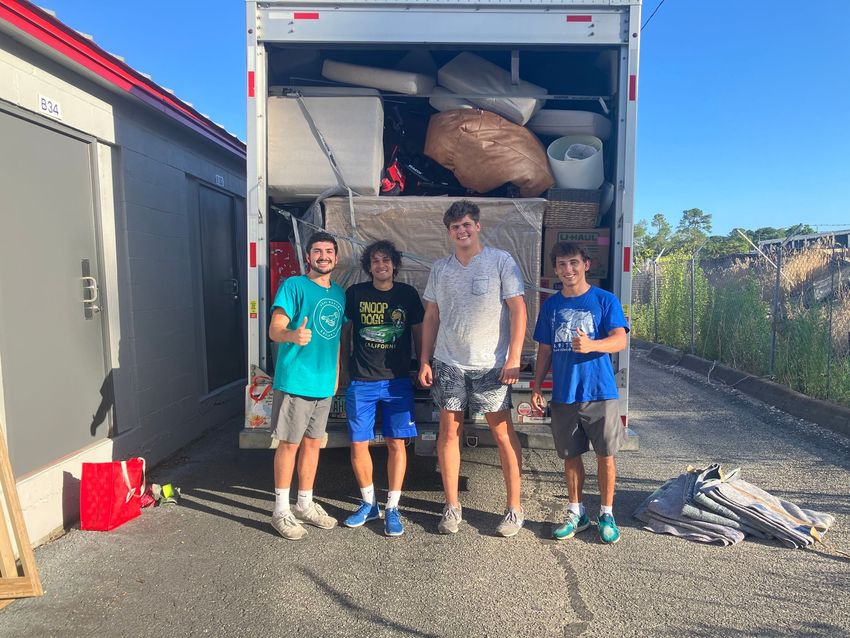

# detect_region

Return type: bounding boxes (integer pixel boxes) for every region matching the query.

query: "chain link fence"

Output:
[632,242,850,407]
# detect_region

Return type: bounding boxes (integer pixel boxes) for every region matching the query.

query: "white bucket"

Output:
[546,135,604,190]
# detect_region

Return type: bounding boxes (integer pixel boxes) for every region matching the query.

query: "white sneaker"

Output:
[271,512,307,540]
[292,502,338,529]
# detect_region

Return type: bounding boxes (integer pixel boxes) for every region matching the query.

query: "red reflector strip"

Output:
[620,415,627,427]
[623,247,631,272]
[629,75,637,101]
[250,242,257,268]
[293,12,319,19]
[248,71,255,98]
[566,15,592,22]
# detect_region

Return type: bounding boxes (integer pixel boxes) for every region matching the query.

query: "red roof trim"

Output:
[0,0,245,158]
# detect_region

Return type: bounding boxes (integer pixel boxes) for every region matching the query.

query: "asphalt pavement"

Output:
[2,350,849,637]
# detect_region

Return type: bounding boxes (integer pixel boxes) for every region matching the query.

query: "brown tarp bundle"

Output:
[323,196,545,361]
[424,109,555,198]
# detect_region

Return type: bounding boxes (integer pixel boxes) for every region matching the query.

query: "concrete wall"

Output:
[0,30,246,545]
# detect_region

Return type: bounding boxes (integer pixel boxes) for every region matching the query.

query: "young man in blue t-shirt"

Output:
[532,242,629,544]
[268,231,347,540]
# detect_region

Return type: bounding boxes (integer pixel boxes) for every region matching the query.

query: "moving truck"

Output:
[240,0,641,452]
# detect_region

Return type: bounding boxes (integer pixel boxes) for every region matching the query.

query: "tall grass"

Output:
[631,246,850,407]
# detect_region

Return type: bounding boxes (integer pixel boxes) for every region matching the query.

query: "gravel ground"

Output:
[2,350,849,637]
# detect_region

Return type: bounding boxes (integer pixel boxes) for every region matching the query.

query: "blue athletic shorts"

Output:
[345,378,417,442]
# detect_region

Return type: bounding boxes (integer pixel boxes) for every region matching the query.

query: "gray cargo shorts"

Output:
[271,390,332,444]
[549,399,623,459]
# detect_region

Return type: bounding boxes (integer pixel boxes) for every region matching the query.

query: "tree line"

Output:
[633,208,814,264]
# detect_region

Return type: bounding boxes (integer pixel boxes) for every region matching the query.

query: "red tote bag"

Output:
[80,457,146,531]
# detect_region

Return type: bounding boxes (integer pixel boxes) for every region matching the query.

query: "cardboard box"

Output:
[542,227,609,279]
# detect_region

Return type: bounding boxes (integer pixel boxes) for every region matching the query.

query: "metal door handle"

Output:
[81,259,101,318]
[81,276,99,303]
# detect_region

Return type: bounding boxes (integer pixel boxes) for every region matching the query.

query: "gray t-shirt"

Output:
[423,246,524,370]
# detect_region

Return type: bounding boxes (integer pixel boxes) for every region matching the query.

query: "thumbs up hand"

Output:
[572,327,593,353]
[291,316,312,346]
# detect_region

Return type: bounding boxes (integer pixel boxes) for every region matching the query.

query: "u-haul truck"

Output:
[240,0,641,452]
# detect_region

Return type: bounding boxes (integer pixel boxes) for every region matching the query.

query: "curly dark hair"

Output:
[442,200,480,228]
[360,240,402,278]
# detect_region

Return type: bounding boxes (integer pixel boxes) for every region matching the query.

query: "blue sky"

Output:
[36,0,850,235]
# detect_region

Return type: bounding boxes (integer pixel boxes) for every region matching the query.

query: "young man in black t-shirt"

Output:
[340,240,424,536]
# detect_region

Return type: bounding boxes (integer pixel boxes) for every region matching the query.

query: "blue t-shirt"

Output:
[271,275,347,398]
[533,286,629,404]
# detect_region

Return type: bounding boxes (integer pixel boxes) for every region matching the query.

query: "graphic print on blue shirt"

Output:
[533,286,629,404]
[552,309,596,352]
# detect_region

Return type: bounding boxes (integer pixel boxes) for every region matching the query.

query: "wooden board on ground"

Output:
[0,427,43,607]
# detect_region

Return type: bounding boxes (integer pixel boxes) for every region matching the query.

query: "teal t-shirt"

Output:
[271,275,346,398]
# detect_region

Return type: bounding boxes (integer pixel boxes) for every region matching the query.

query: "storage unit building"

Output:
[0,0,247,545]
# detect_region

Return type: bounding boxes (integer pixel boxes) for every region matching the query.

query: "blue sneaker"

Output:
[553,511,591,540]
[384,507,404,537]
[343,501,381,528]
[597,513,621,544]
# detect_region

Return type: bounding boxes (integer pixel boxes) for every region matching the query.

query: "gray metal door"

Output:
[0,109,108,478]
[198,185,245,390]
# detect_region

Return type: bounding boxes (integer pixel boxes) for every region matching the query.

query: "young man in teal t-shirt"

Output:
[268,231,347,540]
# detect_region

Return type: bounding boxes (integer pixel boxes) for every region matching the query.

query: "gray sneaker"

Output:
[495,508,525,538]
[437,504,463,534]
[271,512,307,540]
[292,502,338,529]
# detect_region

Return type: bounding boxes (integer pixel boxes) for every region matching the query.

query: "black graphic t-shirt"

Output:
[345,281,425,381]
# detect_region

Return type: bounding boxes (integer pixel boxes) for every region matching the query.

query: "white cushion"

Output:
[321,59,435,95]
[428,86,475,112]
[437,52,547,125]
[528,110,612,141]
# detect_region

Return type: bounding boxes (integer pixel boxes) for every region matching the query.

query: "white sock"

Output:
[296,489,313,510]
[273,488,290,516]
[360,484,376,505]
[600,505,613,517]
[386,490,401,510]
[568,502,583,517]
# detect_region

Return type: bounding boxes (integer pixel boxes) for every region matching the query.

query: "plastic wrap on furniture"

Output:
[437,52,547,125]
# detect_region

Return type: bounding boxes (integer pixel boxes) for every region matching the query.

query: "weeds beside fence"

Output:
[632,243,850,407]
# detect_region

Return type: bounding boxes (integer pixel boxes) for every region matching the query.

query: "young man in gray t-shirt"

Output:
[418,200,528,537]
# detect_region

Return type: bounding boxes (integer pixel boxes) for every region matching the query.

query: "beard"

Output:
[311,260,335,274]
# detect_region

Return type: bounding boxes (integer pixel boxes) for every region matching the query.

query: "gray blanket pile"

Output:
[634,464,835,547]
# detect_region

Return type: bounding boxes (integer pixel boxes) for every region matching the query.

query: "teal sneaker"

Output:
[553,511,591,540]
[597,513,620,544]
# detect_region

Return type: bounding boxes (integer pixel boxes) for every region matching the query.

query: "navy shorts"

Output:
[345,378,417,443]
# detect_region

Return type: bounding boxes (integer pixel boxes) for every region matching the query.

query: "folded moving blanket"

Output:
[635,465,835,548]
[699,475,834,549]
[634,474,746,546]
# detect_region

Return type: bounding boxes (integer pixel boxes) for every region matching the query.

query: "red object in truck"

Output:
[270,242,302,298]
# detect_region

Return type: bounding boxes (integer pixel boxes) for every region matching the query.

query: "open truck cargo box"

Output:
[243,1,642,450]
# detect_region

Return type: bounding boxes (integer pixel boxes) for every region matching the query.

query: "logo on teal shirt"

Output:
[314,298,343,340]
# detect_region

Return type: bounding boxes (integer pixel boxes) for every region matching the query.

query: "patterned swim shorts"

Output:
[431,360,511,414]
